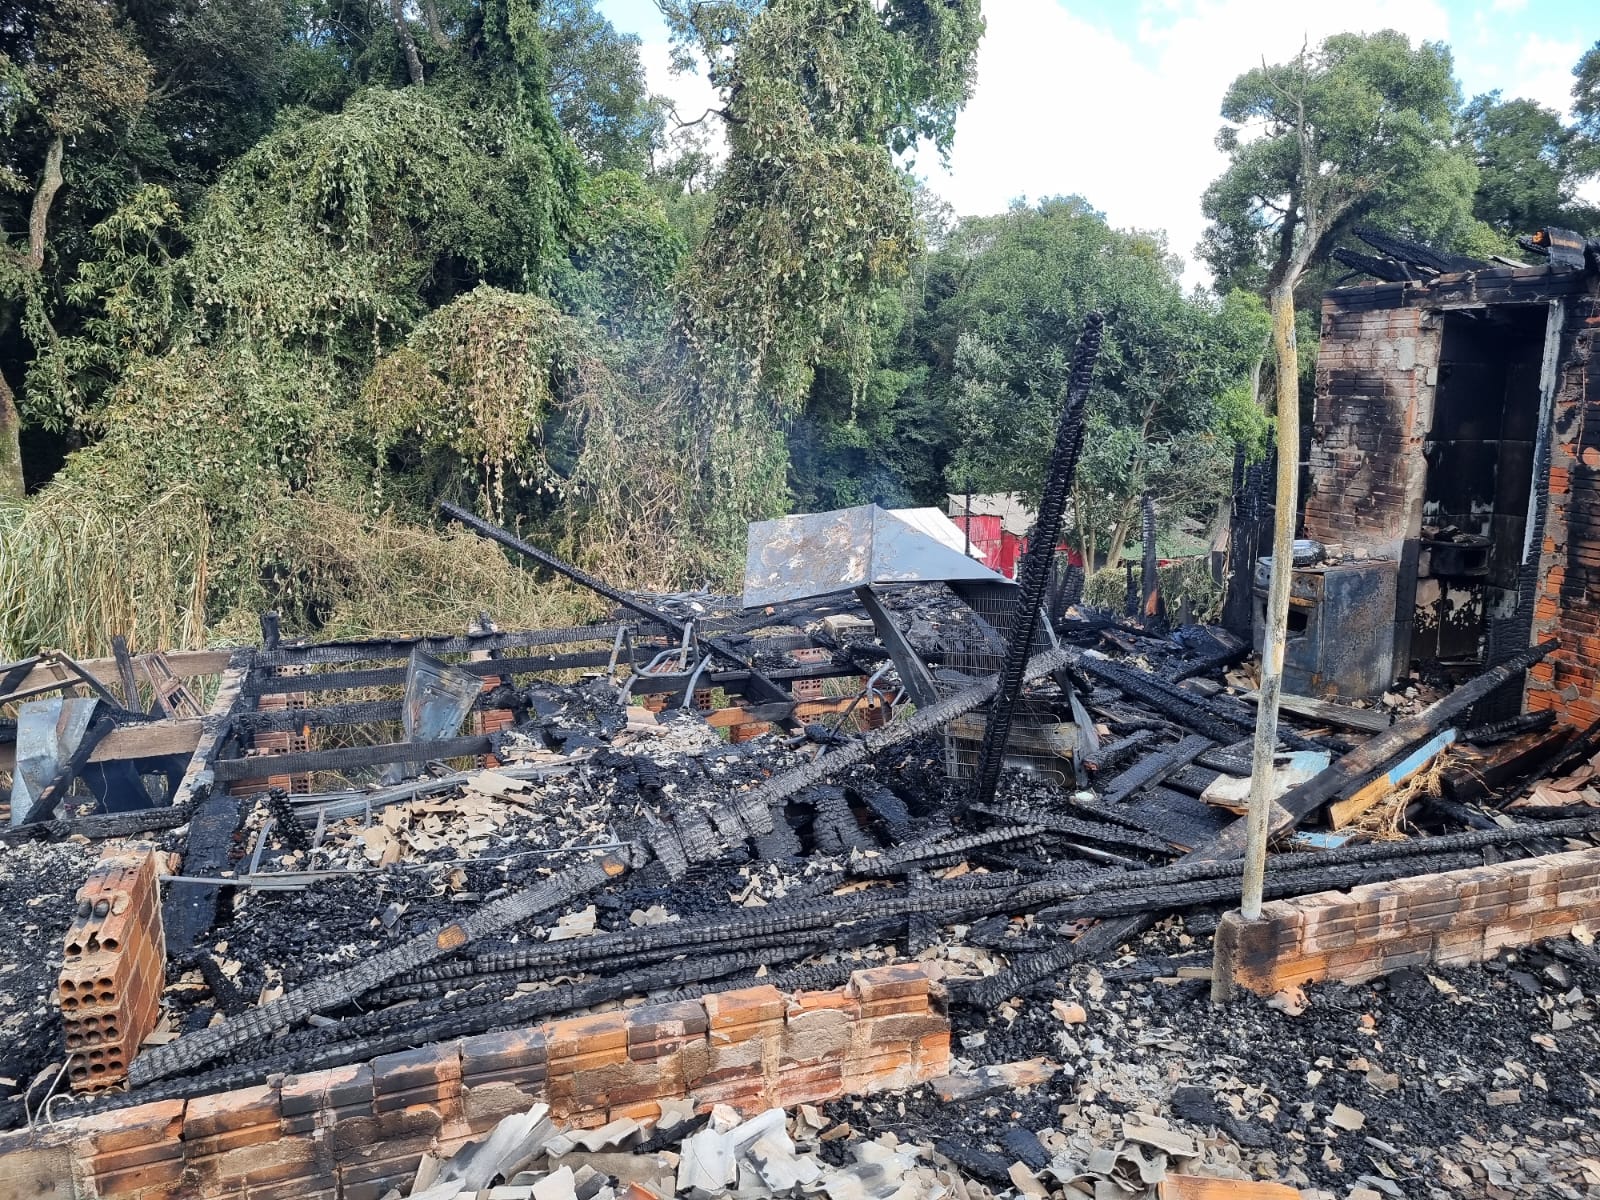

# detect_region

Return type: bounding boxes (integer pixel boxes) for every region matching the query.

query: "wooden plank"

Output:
[1328,727,1457,829]
[1194,640,1551,863]
[1240,690,1391,734]
[212,734,492,781]
[86,719,203,762]
[4,648,230,699]
[169,652,253,807]
[1158,1176,1301,1199]
[705,706,752,728]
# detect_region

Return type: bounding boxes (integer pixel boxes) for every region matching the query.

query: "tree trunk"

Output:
[3,132,68,497]
[421,0,451,49]
[1105,495,1137,571]
[1237,279,1301,922]
[0,368,24,499]
[390,0,425,85]
[27,135,65,272]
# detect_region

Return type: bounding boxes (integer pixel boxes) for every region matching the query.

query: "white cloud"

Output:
[1493,32,1585,115]
[919,0,1452,288]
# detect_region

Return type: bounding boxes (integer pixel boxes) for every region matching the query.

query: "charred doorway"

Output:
[1414,307,1546,665]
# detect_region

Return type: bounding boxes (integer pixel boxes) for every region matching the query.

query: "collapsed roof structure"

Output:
[2,239,1600,1200]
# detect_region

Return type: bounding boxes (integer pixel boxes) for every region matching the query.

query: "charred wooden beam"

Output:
[1097,734,1212,805]
[1083,728,1157,771]
[1197,639,1558,863]
[255,622,662,668]
[130,848,640,1085]
[1442,725,1575,805]
[162,790,244,951]
[441,502,793,709]
[1139,492,1163,629]
[961,643,1560,1003]
[212,734,493,781]
[1459,709,1557,746]
[968,802,1176,856]
[0,802,192,845]
[849,781,914,843]
[731,645,1077,814]
[850,825,1048,877]
[1077,654,1254,745]
[971,313,1105,808]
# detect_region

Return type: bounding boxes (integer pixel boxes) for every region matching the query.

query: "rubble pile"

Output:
[5,426,1600,1200]
[2,576,1598,1200]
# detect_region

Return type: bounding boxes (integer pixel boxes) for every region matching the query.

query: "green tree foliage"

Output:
[937,198,1269,568]
[1460,93,1596,238]
[1,0,155,495]
[541,0,666,171]
[1572,40,1600,183]
[555,171,686,334]
[362,285,599,516]
[653,0,984,567]
[1200,31,1480,296]
[2,0,987,651]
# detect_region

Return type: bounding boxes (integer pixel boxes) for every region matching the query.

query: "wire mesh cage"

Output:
[939,582,1073,786]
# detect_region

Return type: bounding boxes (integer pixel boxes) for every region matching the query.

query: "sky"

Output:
[594,0,1598,288]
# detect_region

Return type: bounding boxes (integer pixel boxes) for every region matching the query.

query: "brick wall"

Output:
[2,964,949,1200]
[1527,296,1600,727]
[1304,301,1441,556]
[59,846,167,1092]
[1214,847,1600,996]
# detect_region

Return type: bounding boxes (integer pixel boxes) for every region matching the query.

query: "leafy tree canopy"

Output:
[1200,31,1480,295]
[646,0,985,566]
[1460,92,1596,238]
[940,198,1269,567]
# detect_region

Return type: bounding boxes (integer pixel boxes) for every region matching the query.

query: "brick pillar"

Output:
[59,845,167,1090]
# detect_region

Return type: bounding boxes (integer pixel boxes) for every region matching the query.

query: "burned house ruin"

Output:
[1,243,1599,1200]
[1257,229,1600,730]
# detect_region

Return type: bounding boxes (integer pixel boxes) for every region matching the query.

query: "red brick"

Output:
[280,1064,373,1120]
[93,1156,187,1197]
[76,1098,185,1155]
[184,1085,280,1141]
[625,1000,706,1050]
[545,1012,628,1063]
[702,986,785,1036]
[371,1044,462,1114]
[848,964,936,1005]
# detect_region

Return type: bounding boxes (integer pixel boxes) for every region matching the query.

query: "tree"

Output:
[1198,31,1478,921]
[938,198,1269,569]
[1,0,154,496]
[642,0,985,568]
[540,0,666,172]
[1572,40,1600,185]
[1460,92,1594,237]
[1200,32,1477,295]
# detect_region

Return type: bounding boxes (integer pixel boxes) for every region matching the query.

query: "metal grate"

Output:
[939,583,1071,786]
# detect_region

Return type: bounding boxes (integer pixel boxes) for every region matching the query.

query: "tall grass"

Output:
[0,485,602,661]
[0,477,211,660]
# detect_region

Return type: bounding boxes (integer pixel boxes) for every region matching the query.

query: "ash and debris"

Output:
[850,918,1600,1199]
[3,591,1599,1199]
[0,837,97,1118]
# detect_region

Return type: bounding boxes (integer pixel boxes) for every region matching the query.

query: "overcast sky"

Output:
[596,0,1598,288]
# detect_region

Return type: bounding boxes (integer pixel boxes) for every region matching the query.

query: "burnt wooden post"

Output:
[968,314,1104,810]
